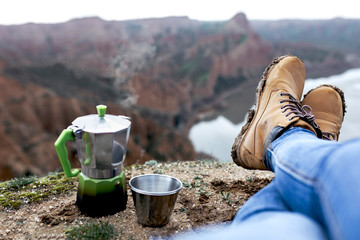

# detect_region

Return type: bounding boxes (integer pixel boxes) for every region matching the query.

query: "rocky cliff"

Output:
[0,13,357,180]
[0,69,196,179]
[0,13,271,115]
[0,13,273,180]
[251,18,360,78]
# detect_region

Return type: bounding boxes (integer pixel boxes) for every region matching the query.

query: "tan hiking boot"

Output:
[301,84,346,141]
[231,55,322,170]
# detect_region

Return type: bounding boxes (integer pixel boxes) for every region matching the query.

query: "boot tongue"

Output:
[279,93,322,138]
[292,119,322,138]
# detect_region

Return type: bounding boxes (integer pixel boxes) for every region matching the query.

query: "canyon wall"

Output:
[0,13,357,180]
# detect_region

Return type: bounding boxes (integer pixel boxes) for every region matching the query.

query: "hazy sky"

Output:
[0,0,358,25]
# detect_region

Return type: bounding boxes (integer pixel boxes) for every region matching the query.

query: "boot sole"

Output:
[231,55,291,168]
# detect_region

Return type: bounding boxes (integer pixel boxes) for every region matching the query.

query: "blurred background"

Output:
[0,0,359,180]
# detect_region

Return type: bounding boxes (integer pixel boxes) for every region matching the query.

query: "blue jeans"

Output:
[173,128,360,240]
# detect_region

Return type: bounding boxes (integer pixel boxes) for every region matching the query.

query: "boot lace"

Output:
[323,132,336,140]
[279,92,320,131]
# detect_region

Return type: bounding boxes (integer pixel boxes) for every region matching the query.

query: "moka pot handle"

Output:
[54,129,80,177]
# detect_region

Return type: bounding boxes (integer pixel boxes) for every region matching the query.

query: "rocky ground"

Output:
[0,160,274,239]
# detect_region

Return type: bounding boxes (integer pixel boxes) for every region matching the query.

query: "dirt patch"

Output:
[40,203,81,226]
[0,161,274,239]
[211,178,272,196]
[178,178,272,227]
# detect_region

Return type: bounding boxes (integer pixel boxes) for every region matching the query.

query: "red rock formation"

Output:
[0,71,196,180]
[0,13,272,180]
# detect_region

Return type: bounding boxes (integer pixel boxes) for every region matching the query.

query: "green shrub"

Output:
[65,221,117,240]
[5,176,38,190]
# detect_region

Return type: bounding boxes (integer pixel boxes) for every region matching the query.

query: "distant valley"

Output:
[0,13,359,180]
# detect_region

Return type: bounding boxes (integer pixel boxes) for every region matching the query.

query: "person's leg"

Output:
[171,181,327,240]
[229,55,349,238]
[171,213,327,240]
[231,55,322,170]
[233,180,327,239]
[267,127,360,239]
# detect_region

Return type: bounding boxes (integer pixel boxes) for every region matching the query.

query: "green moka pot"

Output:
[54,105,131,216]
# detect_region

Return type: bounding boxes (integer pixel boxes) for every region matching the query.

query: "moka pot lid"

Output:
[71,105,131,134]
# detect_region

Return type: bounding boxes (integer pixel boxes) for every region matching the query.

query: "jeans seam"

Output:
[271,147,344,239]
[270,148,316,186]
[314,181,344,240]
[234,208,287,223]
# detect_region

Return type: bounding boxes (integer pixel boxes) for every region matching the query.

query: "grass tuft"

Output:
[144,160,158,167]
[65,221,117,240]
[5,176,38,190]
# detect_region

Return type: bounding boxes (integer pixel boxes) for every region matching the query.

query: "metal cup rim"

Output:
[129,174,182,196]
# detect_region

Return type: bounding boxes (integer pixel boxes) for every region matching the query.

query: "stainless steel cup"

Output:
[129,174,182,226]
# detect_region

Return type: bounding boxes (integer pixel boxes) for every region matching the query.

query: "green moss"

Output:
[0,191,22,208]
[6,200,22,209]
[0,172,77,210]
[125,164,143,170]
